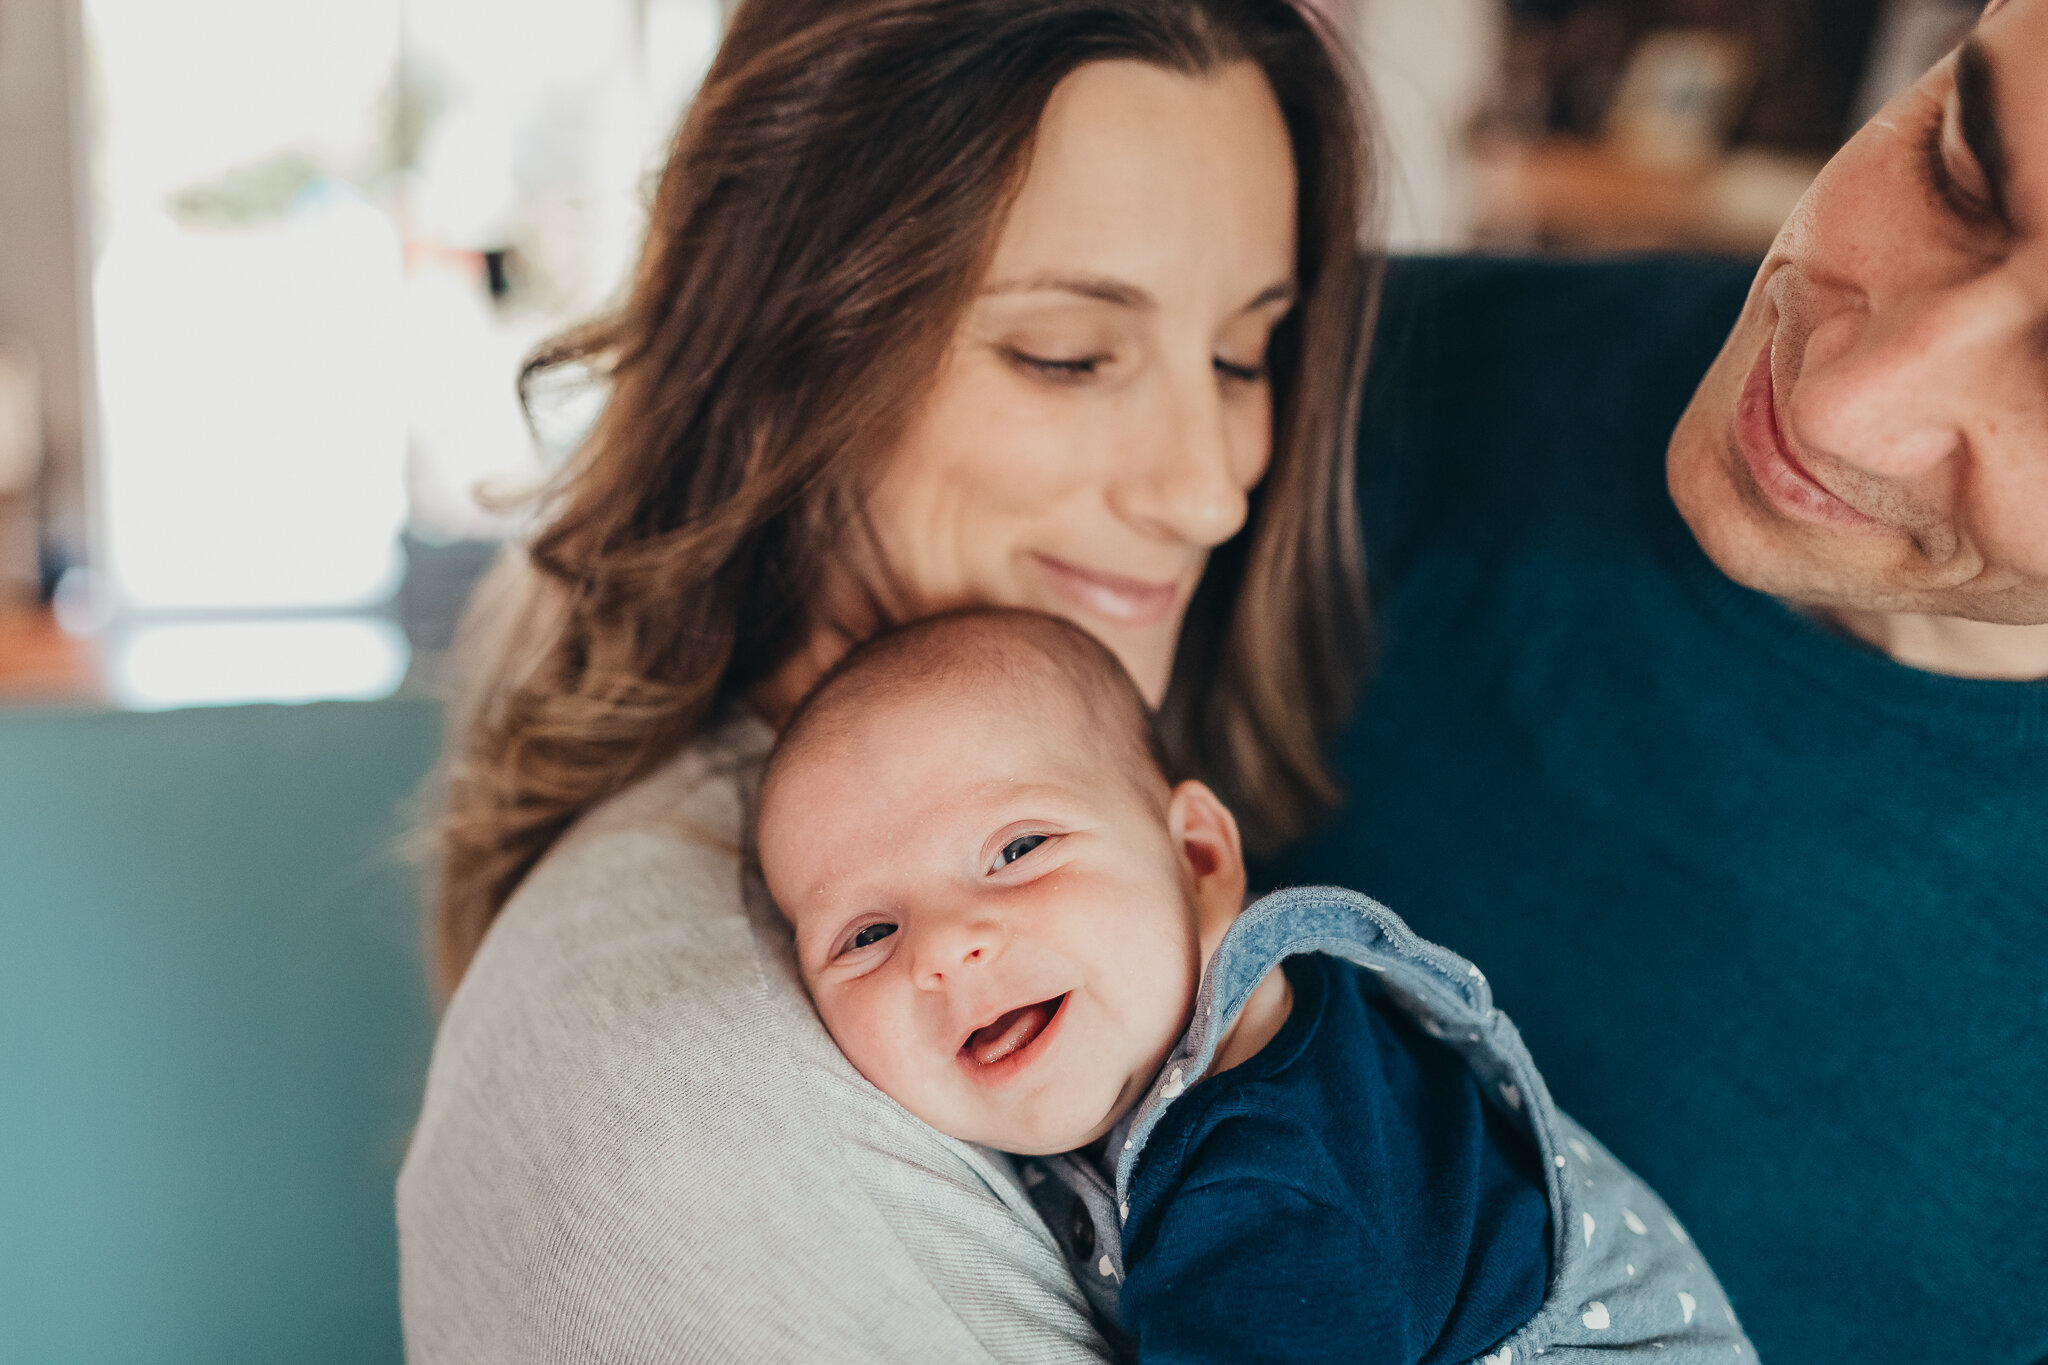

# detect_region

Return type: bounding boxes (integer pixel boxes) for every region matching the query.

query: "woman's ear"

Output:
[1167,779,1247,956]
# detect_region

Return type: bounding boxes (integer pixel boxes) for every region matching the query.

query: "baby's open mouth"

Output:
[962,994,1067,1067]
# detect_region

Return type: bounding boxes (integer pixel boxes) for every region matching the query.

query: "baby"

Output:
[757,608,1750,1364]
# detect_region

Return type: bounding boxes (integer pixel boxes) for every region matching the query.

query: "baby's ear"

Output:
[1168,780,1247,939]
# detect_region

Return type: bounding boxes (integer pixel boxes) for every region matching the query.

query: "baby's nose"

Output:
[910,916,1000,990]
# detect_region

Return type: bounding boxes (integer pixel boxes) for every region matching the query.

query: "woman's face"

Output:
[857,58,1299,704]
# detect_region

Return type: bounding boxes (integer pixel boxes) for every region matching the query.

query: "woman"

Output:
[400,1,1376,1358]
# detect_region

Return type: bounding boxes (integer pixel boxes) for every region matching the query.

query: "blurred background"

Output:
[0,0,1977,1359]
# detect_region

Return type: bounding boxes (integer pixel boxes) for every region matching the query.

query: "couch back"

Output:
[1,698,441,1365]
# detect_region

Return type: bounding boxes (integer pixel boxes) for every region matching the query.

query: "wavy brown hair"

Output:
[433,0,1379,995]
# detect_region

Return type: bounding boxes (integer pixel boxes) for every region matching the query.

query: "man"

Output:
[1264,3,2047,1361]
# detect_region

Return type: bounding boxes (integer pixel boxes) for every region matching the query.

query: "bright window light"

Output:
[111,617,411,710]
[96,193,410,612]
[89,0,410,615]
[81,0,722,651]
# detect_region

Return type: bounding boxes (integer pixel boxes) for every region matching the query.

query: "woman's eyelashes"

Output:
[1008,347,1105,382]
[1005,346,1266,386]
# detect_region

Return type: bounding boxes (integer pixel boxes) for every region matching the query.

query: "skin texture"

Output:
[757,58,1299,718]
[758,677,1266,1157]
[1667,0,2048,679]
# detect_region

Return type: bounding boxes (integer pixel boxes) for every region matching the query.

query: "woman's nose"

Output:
[1106,366,1258,549]
[1788,271,2042,481]
[908,912,1002,991]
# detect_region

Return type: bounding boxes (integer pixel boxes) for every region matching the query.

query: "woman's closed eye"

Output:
[1008,348,1106,382]
[1007,345,1265,385]
[989,833,1048,873]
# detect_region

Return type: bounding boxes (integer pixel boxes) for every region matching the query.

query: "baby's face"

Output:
[759,689,1222,1155]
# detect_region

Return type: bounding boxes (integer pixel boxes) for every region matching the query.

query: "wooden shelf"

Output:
[1472,135,1825,256]
[0,607,104,705]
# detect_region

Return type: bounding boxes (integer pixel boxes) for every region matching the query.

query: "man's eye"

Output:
[849,923,897,951]
[991,834,1048,872]
[1927,91,1996,223]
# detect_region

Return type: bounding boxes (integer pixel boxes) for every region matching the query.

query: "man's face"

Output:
[1668,0,2048,627]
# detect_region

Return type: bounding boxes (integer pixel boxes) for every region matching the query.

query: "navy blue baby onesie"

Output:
[1024,888,1754,1365]
[1120,953,1550,1365]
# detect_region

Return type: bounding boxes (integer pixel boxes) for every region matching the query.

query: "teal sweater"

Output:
[1259,256,2048,1365]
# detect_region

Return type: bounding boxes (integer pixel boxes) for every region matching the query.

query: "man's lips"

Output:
[1732,341,1877,529]
[1031,553,1181,628]
[961,994,1067,1068]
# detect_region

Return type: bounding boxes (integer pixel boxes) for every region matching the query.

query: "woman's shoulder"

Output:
[398,711,1110,1363]
[452,706,772,1013]
[415,706,783,1124]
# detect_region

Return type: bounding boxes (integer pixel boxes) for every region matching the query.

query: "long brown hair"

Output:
[433,0,1379,995]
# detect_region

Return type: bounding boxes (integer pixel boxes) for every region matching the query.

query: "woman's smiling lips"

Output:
[1030,553,1182,628]
[1733,340,1879,530]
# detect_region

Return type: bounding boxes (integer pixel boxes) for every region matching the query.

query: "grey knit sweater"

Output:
[397,712,1112,1363]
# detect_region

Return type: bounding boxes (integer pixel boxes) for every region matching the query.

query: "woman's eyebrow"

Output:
[983,274,1155,309]
[979,275,1296,315]
[1955,37,2012,228]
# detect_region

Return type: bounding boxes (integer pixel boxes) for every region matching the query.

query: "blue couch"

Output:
[1,698,440,1364]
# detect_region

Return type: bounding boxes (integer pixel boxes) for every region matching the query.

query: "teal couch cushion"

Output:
[1,698,441,1365]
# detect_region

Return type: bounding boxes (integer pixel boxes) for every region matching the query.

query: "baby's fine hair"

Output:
[764,607,1176,806]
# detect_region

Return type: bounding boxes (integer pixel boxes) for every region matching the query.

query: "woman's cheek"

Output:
[1231,388,1276,491]
[984,388,1115,498]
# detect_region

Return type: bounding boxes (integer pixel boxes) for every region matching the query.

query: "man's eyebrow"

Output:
[1955,37,2012,227]
[980,275,1297,315]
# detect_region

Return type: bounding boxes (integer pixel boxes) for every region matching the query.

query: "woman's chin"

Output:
[1086,626,1177,707]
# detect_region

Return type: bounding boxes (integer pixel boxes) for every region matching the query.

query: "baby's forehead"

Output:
[760,612,1174,871]
[763,677,1172,880]
[773,671,1110,805]
[790,635,1116,753]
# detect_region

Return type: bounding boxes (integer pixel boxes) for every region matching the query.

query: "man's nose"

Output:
[908,911,1003,992]
[1106,364,1258,549]
[1788,270,2043,482]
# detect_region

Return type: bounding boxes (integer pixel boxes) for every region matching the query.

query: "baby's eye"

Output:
[991,834,1048,872]
[848,923,897,951]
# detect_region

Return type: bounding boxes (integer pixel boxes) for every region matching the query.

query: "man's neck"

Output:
[1819,606,2048,681]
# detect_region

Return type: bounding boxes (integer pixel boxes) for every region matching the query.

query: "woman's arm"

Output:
[399,730,1109,1363]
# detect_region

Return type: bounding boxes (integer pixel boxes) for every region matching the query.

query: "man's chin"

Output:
[1670,444,2048,626]
[1669,417,1892,612]
[1669,411,1791,589]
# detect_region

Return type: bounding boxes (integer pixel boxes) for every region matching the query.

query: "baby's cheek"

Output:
[1106,915,1199,1015]
[822,993,924,1101]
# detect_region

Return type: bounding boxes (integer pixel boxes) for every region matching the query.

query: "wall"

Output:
[1354,0,1504,251]
[0,0,95,579]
